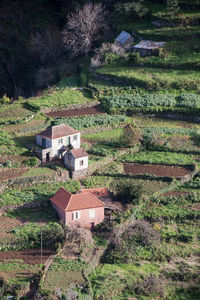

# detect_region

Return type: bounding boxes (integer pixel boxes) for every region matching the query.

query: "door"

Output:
[46,152,50,161]
[90,222,95,230]
[42,138,46,148]
[67,136,71,145]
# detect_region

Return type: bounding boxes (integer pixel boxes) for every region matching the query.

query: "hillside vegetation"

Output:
[0,1,199,299]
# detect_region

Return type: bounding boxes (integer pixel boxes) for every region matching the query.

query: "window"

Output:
[80,160,84,166]
[89,209,95,218]
[73,211,80,220]
[73,135,78,141]
[58,138,63,145]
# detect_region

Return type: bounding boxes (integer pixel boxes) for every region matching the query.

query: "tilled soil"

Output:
[46,104,105,118]
[0,248,54,264]
[161,191,190,197]
[123,163,191,178]
[0,167,28,181]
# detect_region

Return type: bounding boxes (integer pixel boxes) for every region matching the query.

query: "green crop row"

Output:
[102,93,200,113]
[54,114,128,130]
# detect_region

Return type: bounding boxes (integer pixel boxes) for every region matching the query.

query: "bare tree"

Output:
[63,2,106,57]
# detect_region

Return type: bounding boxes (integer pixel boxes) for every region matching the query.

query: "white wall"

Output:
[64,154,88,171]
[74,156,88,171]
[51,133,81,154]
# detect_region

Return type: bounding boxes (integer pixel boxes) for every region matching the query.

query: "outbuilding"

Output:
[134,40,166,56]
[115,30,133,50]
[64,148,88,172]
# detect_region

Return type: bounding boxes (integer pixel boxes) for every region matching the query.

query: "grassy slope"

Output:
[98,3,200,92]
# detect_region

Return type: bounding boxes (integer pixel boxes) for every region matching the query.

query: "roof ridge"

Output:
[87,192,105,206]
[65,190,72,211]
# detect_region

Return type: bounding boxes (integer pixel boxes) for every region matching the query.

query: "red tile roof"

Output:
[37,124,79,139]
[70,148,88,159]
[81,188,110,198]
[50,187,104,211]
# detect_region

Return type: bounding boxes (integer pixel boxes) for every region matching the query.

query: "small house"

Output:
[134,40,166,56]
[115,31,133,50]
[50,187,104,229]
[64,148,88,172]
[36,124,80,162]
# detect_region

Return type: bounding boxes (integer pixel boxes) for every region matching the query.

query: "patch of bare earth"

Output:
[46,104,104,118]
[0,248,54,264]
[0,155,27,164]
[0,216,22,240]
[160,191,190,197]
[0,167,28,181]
[123,163,191,177]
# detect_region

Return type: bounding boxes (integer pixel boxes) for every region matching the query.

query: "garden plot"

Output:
[0,167,29,181]
[123,163,192,178]
[0,103,32,123]
[43,256,87,292]
[46,104,104,118]
[0,248,53,264]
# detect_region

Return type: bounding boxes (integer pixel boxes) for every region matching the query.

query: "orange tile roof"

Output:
[50,187,104,211]
[37,124,79,139]
[70,148,88,159]
[81,188,110,198]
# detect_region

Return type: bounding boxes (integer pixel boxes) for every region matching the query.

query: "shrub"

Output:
[127,52,140,66]
[22,157,40,167]
[5,160,12,167]
[0,94,10,104]
[58,76,79,88]
[79,72,88,87]
[122,123,143,147]
[111,179,143,204]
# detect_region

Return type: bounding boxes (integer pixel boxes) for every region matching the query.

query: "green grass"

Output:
[0,103,32,123]
[6,205,58,223]
[0,180,80,207]
[27,87,94,110]
[89,262,160,299]
[84,128,123,143]
[120,151,197,165]
[0,260,40,286]
[43,256,87,292]
[98,65,200,92]
[21,167,56,177]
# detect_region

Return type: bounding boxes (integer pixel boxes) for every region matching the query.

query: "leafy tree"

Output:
[111,179,143,204]
[63,3,106,57]
[115,1,149,19]
[122,123,143,147]
[167,0,180,16]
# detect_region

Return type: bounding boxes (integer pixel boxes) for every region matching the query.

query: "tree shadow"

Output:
[7,204,58,223]
[13,135,36,150]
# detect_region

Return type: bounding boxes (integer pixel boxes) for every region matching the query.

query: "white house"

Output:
[36,124,80,162]
[64,148,88,171]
